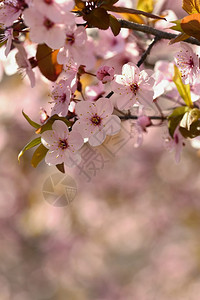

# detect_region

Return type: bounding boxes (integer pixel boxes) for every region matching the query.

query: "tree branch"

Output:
[119,115,167,120]
[137,36,161,67]
[119,19,200,46]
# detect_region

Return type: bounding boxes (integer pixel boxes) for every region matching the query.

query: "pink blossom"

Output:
[57,25,87,64]
[95,28,128,59]
[174,43,200,84]
[96,66,115,84]
[130,109,152,148]
[85,82,105,102]
[165,127,185,163]
[0,0,27,26]
[41,120,84,167]
[15,43,36,87]
[33,0,74,23]
[50,79,71,116]
[0,27,13,57]
[23,7,67,49]
[57,25,95,69]
[112,62,155,110]
[73,98,121,146]
[153,61,176,98]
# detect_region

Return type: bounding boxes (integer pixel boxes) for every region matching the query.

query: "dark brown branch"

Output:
[137,36,161,67]
[119,19,200,46]
[119,115,167,120]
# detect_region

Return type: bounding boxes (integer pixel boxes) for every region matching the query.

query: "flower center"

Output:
[44,0,53,4]
[188,56,194,68]
[60,93,66,103]
[43,18,54,30]
[58,139,69,149]
[130,83,139,95]
[66,34,75,45]
[91,114,101,126]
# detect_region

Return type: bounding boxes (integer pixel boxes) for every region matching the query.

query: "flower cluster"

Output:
[1,0,200,172]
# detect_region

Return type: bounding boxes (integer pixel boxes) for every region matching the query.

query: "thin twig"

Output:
[119,115,167,120]
[137,36,161,67]
[119,19,200,46]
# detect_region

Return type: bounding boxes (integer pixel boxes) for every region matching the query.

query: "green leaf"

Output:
[56,163,65,173]
[109,14,121,36]
[36,44,63,82]
[18,137,41,162]
[170,19,184,32]
[31,144,48,168]
[173,65,193,108]
[35,115,72,134]
[22,111,40,129]
[168,106,190,137]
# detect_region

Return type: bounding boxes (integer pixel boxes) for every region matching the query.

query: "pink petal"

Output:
[96,98,113,117]
[52,120,69,139]
[103,115,121,136]
[68,131,84,151]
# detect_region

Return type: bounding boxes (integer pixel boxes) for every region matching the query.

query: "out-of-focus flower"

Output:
[85,82,105,102]
[41,120,84,167]
[164,127,185,163]
[0,27,13,57]
[96,65,115,84]
[0,0,27,26]
[57,24,95,69]
[33,0,74,23]
[112,62,155,110]
[15,43,36,87]
[153,61,176,98]
[23,7,70,49]
[50,79,71,116]
[73,98,121,146]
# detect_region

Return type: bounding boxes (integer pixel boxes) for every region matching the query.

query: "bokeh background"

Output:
[2,0,200,299]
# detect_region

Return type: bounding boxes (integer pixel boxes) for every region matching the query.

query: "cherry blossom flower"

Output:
[112,62,155,110]
[0,27,13,57]
[33,0,74,23]
[0,0,27,26]
[73,98,121,146]
[23,7,68,49]
[96,66,115,84]
[50,79,71,116]
[85,82,105,102]
[153,61,176,98]
[57,24,87,64]
[41,120,84,167]
[130,107,152,148]
[174,43,200,84]
[15,43,36,87]
[164,127,185,163]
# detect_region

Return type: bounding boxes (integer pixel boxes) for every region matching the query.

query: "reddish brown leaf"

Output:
[109,14,121,36]
[182,0,200,15]
[36,44,63,82]
[181,13,200,40]
[83,7,110,30]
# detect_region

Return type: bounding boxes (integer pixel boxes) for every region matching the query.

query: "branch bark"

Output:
[119,19,200,46]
